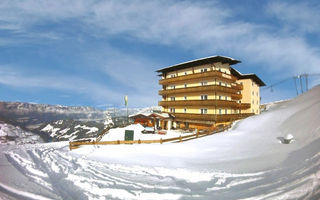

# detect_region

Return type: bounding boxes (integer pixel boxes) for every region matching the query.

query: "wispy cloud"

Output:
[1,0,319,75]
[0,64,158,107]
[0,66,118,103]
[267,1,320,34]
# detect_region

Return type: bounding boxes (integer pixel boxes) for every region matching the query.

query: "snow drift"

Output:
[0,85,320,200]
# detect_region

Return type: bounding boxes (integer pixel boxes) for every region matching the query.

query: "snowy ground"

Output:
[0,86,320,199]
[100,123,195,142]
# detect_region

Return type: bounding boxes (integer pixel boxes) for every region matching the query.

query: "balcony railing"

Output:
[231,93,242,100]
[166,113,254,123]
[159,85,240,96]
[231,83,243,90]
[159,100,250,109]
[159,70,237,85]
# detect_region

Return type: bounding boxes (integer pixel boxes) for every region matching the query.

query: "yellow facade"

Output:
[236,79,261,114]
[157,56,265,130]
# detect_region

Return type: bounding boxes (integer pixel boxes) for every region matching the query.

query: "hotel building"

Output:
[156,56,265,130]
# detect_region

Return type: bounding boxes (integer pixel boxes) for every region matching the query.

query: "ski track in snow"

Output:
[1,140,319,200]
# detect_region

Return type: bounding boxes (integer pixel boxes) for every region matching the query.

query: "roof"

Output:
[129,112,171,119]
[230,67,266,86]
[156,55,241,74]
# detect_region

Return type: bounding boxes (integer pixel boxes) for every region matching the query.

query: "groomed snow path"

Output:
[1,86,320,200]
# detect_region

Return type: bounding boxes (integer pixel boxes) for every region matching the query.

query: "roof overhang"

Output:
[156,55,241,74]
[230,67,266,86]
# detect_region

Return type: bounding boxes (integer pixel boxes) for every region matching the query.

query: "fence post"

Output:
[138,139,141,144]
[117,140,120,144]
[160,138,163,144]
[179,135,182,142]
[196,131,199,138]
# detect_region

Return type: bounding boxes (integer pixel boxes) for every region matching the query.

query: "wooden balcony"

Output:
[237,103,251,109]
[159,70,237,85]
[231,93,242,100]
[231,83,243,90]
[159,100,250,109]
[167,113,254,123]
[159,85,239,96]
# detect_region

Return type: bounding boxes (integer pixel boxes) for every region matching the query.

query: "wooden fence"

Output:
[69,125,232,150]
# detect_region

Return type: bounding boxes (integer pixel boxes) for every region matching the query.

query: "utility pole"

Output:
[305,74,309,91]
[299,75,304,94]
[124,95,128,125]
[293,76,299,96]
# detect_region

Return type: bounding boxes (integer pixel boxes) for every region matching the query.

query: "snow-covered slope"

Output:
[0,122,42,145]
[0,86,319,199]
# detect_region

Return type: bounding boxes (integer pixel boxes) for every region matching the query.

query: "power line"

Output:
[262,73,320,95]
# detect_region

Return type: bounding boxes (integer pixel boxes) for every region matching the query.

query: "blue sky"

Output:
[0,0,320,108]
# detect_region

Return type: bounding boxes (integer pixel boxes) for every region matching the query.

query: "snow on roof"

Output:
[156,55,241,73]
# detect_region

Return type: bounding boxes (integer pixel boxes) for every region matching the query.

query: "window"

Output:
[201,95,208,100]
[252,91,254,95]
[184,96,187,100]
[170,97,175,101]
[184,108,187,113]
[219,109,222,114]
[200,68,208,73]
[170,74,176,78]
[184,72,188,75]
[219,82,222,86]
[225,96,228,100]
[201,81,208,86]
[225,109,228,114]
[170,85,175,89]
[170,108,175,113]
[256,91,259,96]
[200,108,208,114]
[184,84,187,88]
[252,100,254,104]
[219,96,222,100]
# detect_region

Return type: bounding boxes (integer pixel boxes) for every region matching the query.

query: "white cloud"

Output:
[1,0,319,76]
[85,0,320,76]
[267,1,320,34]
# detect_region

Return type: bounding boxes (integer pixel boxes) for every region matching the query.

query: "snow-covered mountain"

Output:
[0,101,110,130]
[38,118,113,142]
[0,121,42,145]
[106,106,161,117]
[0,101,114,142]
